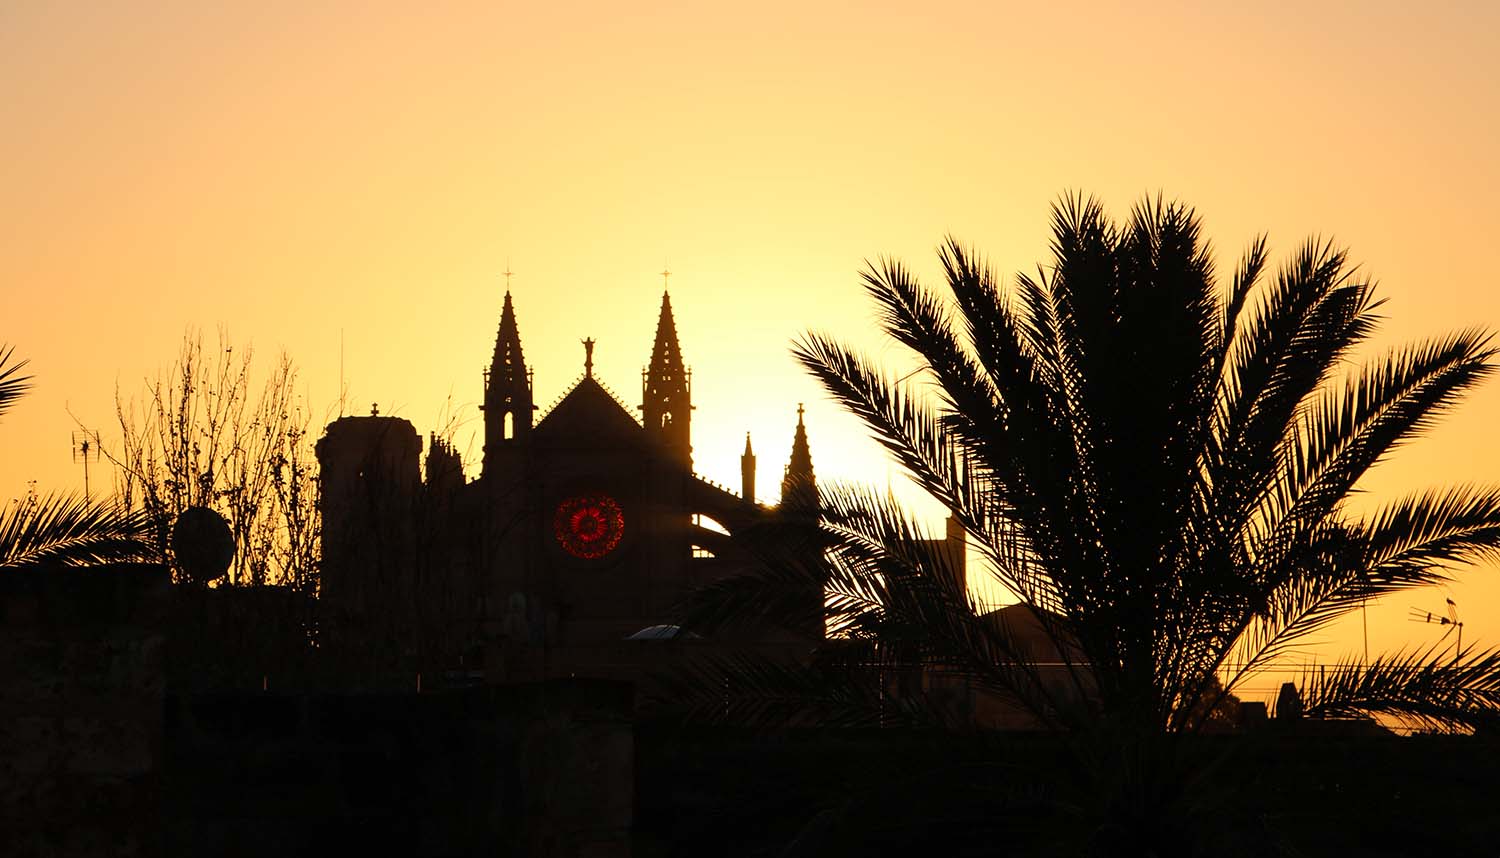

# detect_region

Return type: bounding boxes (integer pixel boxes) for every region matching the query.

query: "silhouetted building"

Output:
[317,290,820,685]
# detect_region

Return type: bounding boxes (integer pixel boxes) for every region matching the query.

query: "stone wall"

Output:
[0,564,170,858]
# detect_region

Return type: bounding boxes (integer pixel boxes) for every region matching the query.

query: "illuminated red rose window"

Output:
[553,493,625,560]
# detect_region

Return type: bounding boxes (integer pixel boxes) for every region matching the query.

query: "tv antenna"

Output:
[71,430,101,500]
[1409,598,1464,661]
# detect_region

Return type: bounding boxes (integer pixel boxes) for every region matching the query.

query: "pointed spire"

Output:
[647,291,686,378]
[782,404,815,508]
[741,431,756,505]
[642,289,692,467]
[491,291,527,386]
[482,290,534,477]
[788,405,813,479]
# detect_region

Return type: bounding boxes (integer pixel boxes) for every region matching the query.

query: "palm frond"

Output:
[790,335,1026,576]
[1354,485,1500,575]
[0,344,34,420]
[1281,331,1496,529]
[0,492,153,568]
[1298,645,1500,731]
[1224,485,1500,689]
[1214,240,1376,522]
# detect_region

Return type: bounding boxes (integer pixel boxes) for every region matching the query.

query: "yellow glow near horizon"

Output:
[5,2,1500,689]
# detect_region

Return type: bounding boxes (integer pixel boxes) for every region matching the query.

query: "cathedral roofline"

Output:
[536,373,640,429]
[532,374,647,451]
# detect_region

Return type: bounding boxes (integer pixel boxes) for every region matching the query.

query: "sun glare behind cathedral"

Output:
[313,289,828,686]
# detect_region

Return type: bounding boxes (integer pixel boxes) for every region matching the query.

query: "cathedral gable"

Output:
[533,377,645,450]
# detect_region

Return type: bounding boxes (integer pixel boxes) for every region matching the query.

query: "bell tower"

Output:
[641,284,692,468]
[481,290,534,477]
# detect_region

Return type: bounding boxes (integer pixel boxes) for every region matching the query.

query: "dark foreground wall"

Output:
[162,700,1500,858]
[0,564,170,858]
[167,680,633,858]
[634,726,1500,857]
[8,564,1497,857]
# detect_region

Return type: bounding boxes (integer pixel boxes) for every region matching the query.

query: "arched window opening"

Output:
[694,514,730,536]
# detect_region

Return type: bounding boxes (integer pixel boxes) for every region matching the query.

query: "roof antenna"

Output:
[71,430,101,501]
[1409,598,1464,662]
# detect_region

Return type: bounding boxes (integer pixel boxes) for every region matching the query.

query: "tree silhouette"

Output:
[99,329,319,589]
[1,345,149,568]
[679,194,1500,732]
[669,195,1500,853]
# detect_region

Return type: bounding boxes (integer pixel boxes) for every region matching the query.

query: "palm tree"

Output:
[0,345,149,568]
[0,344,32,420]
[669,196,1500,852]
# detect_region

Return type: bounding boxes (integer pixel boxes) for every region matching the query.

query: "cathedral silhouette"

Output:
[315,290,820,685]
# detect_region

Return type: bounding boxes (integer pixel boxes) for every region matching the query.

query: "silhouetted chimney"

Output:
[1275,682,1303,720]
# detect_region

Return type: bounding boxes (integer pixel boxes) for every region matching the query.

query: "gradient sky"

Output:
[4,1,1498,691]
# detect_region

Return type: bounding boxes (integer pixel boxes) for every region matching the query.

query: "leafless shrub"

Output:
[96,328,320,590]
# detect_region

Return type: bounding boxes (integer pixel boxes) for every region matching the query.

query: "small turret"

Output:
[741,432,756,504]
[425,435,465,495]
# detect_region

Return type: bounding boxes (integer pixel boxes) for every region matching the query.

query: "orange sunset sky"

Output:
[4,1,1499,684]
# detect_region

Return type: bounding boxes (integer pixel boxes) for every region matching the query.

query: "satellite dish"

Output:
[171,506,235,584]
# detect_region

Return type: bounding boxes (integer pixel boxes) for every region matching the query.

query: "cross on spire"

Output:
[660,265,671,292]
[503,262,513,290]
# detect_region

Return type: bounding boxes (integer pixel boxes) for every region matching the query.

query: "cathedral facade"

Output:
[315,291,818,685]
